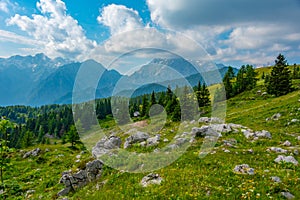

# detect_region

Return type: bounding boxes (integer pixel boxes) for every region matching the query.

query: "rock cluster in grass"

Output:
[281,191,295,199]
[274,155,298,165]
[242,129,272,140]
[267,147,288,154]
[92,136,122,158]
[58,160,103,196]
[124,131,150,149]
[233,164,255,175]
[271,176,282,183]
[23,148,41,158]
[140,173,163,187]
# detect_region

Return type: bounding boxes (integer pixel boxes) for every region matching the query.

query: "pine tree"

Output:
[266,54,292,96]
[234,65,246,94]
[195,81,210,107]
[140,95,149,117]
[21,131,34,148]
[223,72,233,99]
[245,64,257,90]
[65,125,81,147]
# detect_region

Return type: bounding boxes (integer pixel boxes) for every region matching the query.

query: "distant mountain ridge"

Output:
[0,54,233,106]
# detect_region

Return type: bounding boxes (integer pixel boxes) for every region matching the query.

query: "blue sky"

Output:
[0,0,300,72]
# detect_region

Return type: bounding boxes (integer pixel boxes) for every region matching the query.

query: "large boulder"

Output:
[124,131,150,149]
[192,126,222,137]
[58,160,103,196]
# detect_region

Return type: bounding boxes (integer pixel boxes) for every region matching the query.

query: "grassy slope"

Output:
[3,68,300,200]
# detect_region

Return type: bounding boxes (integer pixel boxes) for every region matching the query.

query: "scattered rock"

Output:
[163,138,169,142]
[198,117,223,124]
[262,92,268,96]
[268,147,288,154]
[140,141,146,147]
[224,149,230,153]
[271,176,281,183]
[297,136,300,141]
[25,190,36,197]
[243,129,272,139]
[283,140,292,147]
[190,120,196,124]
[274,155,298,165]
[223,138,237,147]
[140,173,163,187]
[271,113,281,120]
[23,148,41,159]
[233,164,255,175]
[124,132,150,149]
[45,148,50,152]
[192,126,222,137]
[76,155,81,159]
[58,160,103,196]
[290,119,299,123]
[281,192,295,199]
[247,149,254,154]
[146,135,160,147]
[294,150,299,155]
[92,136,121,157]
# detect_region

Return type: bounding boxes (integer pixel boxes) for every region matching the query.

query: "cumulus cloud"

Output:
[97,4,143,35]
[0,1,9,13]
[146,0,300,65]
[147,0,300,28]
[6,0,96,60]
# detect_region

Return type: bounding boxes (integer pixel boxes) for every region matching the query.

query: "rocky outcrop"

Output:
[92,136,122,158]
[58,160,103,196]
[124,131,150,149]
[140,173,163,187]
[23,148,41,158]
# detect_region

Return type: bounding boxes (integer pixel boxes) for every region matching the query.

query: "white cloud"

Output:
[97,4,143,35]
[0,1,8,13]
[6,0,97,60]
[0,29,43,45]
[146,0,300,66]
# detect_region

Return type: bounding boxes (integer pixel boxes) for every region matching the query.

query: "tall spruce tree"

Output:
[223,71,233,99]
[266,54,292,96]
[195,81,210,107]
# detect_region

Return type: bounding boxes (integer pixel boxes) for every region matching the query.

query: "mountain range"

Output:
[0,54,234,106]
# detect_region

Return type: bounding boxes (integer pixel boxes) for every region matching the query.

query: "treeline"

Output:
[1,80,210,149]
[220,54,298,100]
[222,65,257,99]
[98,82,210,124]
